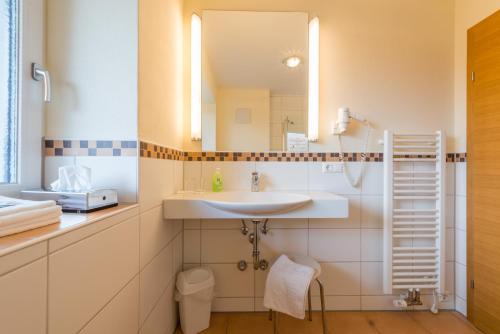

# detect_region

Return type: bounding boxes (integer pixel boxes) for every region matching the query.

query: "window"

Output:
[0,0,19,184]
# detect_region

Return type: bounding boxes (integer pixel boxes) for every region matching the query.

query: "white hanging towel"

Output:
[263,254,315,319]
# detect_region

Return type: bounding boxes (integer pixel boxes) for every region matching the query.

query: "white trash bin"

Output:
[175,267,215,334]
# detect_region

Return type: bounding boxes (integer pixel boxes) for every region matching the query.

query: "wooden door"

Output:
[468,9,500,334]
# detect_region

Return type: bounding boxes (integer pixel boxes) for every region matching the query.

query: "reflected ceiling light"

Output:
[308,17,320,142]
[191,13,202,141]
[283,56,302,68]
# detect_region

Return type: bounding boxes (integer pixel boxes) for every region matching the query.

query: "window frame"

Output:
[0,0,44,196]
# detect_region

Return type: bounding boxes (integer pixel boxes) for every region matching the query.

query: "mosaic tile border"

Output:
[139,141,467,162]
[44,139,137,157]
[183,151,383,162]
[140,141,184,161]
[44,140,467,161]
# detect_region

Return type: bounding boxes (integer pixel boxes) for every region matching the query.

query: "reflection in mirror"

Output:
[201,11,309,152]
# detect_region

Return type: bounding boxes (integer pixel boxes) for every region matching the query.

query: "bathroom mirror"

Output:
[201,11,309,152]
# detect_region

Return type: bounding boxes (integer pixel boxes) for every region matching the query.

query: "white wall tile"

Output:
[361,163,384,195]
[455,195,466,231]
[184,219,201,229]
[183,161,202,191]
[256,162,308,190]
[445,261,455,297]
[139,158,174,211]
[140,207,173,268]
[260,229,308,260]
[174,160,184,193]
[268,218,308,229]
[455,263,467,300]
[254,269,269,298]
[208,264,254,297]
[455,296,467,316]
[312,262,361,296]
[446,195,455,228]
[361,262,383,295]
[173,234,183,275]
[308,162,361,194]
[455,163,467,196]
[361,295,400,310]
[310,296,361,311]
[309,229,360,262]
[455,229,467,266]
[309,195,360,228]
[361,196,383,228]
[201,230,252,263]
[202,161,256,191]
[446,163,455,195]
[361,229,383,262]
[201,219,241,229]
[183,230,201,264]
[446,228,455,262]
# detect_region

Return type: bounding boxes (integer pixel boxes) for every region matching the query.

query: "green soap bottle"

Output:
[212,168,223,192]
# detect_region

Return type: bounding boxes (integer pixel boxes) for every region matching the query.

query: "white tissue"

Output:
[50,165,92,192]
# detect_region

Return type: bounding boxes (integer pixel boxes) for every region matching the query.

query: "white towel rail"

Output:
[383,130,446,298]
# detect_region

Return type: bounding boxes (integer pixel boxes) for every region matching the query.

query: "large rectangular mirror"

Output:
[201,11,309,152]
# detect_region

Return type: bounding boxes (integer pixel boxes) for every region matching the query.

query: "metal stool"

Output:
[268,254,327,334]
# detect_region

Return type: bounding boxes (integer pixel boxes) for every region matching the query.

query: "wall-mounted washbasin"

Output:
[163,191,348,219]
[201,191,311,215]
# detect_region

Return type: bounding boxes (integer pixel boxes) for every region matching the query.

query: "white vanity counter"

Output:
[163,191,348,219]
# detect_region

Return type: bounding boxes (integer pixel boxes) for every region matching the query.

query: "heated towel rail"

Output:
[383,131,446,297]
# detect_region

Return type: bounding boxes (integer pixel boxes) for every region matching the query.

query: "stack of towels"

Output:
[0,196,62,237]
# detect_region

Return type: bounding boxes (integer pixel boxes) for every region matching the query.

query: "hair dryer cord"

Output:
[337,121,372,188]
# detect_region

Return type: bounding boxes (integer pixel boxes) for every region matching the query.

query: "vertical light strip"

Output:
[191,14,202,141]
[308,17,319,142]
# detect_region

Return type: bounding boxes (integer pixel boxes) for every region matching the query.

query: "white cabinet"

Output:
[0,258,47,334]
[48,216,140,334]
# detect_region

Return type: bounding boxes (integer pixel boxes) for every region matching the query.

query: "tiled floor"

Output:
[175,311,482,334]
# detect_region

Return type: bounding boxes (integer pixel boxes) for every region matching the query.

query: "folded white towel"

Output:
[263,254,315,319]
[0,209,62,237]
[0,205,62,227]
[0,196,62,237]
[0,196,56,217]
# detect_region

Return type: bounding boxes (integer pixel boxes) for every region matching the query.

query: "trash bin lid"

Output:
[176,266,215,295]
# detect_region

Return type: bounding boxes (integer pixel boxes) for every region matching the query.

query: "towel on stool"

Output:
[263,254,315,319]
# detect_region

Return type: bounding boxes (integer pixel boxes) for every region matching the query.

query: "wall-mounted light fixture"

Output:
[308,17,319,142]
[191,13,202,141]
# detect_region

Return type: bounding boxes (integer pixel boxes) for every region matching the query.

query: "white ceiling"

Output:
[202,11,309,96]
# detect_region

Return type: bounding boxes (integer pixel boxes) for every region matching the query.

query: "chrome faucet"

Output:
[251,172,260,192]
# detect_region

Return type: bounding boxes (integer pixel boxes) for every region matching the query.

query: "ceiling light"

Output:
[283,56,302,68]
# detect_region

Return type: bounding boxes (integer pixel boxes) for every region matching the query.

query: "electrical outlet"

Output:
[322,162,343,174]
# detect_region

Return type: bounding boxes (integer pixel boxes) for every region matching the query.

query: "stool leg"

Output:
[308,287,312,321]
[273,311,278,334]
[317,279,327,334]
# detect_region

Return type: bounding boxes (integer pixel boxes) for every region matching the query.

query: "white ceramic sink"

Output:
[201,191,311,215]
[163,191,348,219]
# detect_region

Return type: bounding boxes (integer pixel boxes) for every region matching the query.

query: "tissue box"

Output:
[21,189,118,213]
